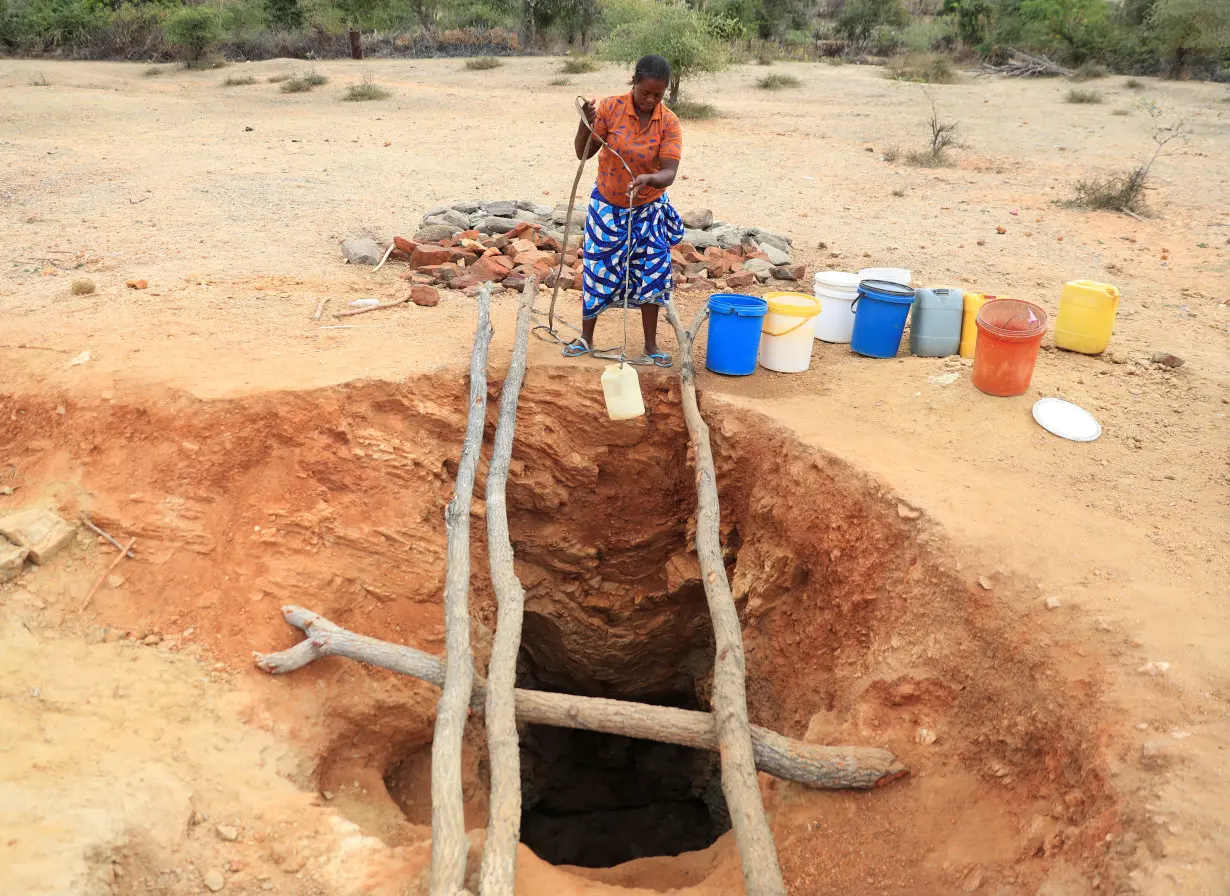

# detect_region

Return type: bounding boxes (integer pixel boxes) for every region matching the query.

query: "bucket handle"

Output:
[762,317,814,338]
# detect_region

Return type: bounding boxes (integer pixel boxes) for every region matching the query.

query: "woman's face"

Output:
[632,78,668,113]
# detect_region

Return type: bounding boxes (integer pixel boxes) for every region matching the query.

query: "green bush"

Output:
[264,0,304,30]
[887,52,956,82]
[343,73,389,100]
[561,56,598,74]
[223,74,258,86]
[165,6,222,66]
[280,68,326,91]
[1149,0,1230,76]
[837,0,909,41]
[599,2,731,104]
[756,73,801,89]
[671,97,720,120]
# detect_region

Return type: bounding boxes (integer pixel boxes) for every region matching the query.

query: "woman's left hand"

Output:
[630,173,658,200]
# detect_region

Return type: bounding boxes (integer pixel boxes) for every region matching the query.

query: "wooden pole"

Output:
[479,279,537,896]
[665,299,786,896]
[333,296,410,319]
[430,285,494,896]
[254,605,908,791]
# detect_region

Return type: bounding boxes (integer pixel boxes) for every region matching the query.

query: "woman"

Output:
[563,54,684,367]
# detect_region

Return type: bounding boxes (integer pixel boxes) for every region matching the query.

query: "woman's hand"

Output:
[630,173,660,199]
[581,98,597,124]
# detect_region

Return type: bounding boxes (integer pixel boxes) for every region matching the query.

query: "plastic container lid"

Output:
[708,293,768,317]
[814,271,861,291]
[858,279,916,303]
[859,267,912,286]
[1032,398,1101,442]
[977,299,1047,339]
[763,292,821,317]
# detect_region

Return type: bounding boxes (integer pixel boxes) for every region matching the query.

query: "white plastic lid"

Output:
[1032,398,1102,442]
[814,271,861,290]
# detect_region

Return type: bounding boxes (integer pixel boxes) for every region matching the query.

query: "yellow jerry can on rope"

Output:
[1054,280,1121,355]
[601,362,645,420]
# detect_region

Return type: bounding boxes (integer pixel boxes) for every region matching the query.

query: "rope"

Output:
[532,96,639,364]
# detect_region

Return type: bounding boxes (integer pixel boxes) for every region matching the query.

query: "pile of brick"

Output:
[378,199,804,300]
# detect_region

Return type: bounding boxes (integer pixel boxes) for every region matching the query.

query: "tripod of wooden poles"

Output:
[255,279,907,896]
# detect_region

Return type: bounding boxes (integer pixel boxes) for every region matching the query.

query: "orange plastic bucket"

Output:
[973,299,1048,397]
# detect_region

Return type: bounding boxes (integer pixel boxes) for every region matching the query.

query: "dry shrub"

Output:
[886,52,955,83]
[757,73,802,89]
[671,98,719,120]
[223,74,257,86]
[561,57,598,74]
[344,74,389,102]
[465,57,502,71]
[1066,88,1104,104]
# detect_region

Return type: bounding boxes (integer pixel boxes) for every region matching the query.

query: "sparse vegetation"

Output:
[465,56,502,70]
[671,98,720,120]
[1125,78,1145,89]
[143,66,165,77]
[343,74,390,101]
[1066,88,1104,104]
[1067,100,1188,215]
[30,72,50,86]
[561,57,598,74]
[756,73,802,90]
[267,73,290,83]
[223,74,258,86]
[882,145,901,162]
[165,5,222,68]
[886,52,955,83]
[891,187,907,197]
[281,69,327,92]
[1071,60,1108,81]
[548,76,571,86]
[903,90,961,167]
[755,51,775,65]
[1112,107,1132,115]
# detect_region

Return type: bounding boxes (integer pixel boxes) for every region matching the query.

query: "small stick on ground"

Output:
[79,537,136,613]
[254,605,908,790]
[0,344,75,353]
[80,513,135,558]
[431,285,494,896]
[479,278,537,896]
[372,241,396,273]
[333,296,410,319]
[1119,206,1147,223]
[312,297,329,320]
[665,298,786,896]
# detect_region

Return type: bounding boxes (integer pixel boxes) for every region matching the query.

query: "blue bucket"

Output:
[850,279,916,358]
[705,293,768,376]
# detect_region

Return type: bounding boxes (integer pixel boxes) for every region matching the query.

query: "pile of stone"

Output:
[344,199,804,298]
[0,508,76,582]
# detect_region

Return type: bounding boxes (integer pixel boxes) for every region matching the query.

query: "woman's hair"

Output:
[633,54,672,85]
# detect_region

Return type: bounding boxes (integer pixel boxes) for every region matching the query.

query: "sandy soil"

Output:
[1,56,1228,895]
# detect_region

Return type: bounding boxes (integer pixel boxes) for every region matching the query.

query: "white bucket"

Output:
[759,292,820,373]
[858,267,912,287]
[813,271,861,343]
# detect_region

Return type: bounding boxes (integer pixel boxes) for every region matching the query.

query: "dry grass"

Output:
[465,57,502,71]
[1066,88,1104,104]
[886,53,955,84]
[142,65,165,77]
[671,99,720,120]
[757,73,802,90]
[891,187,907,197]
[30,72,51,87]
[1125,78,1145,89]
[1071,61,1108,82]
[281,69,327,93]
[882,145,901,162]
[267,73,290,83]
[343,75,390,102]
[1069,166,1150,214]
[1112,107,1132,116]
[223,75,258,87]
[560,57,598,74]
[548,77,571,86]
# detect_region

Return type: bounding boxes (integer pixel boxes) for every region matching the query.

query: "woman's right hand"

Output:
[581,98,597,124]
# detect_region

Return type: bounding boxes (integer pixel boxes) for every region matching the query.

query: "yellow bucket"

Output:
[959,292,999,358]
[1054,280,1120,355]
[760,292,820,373]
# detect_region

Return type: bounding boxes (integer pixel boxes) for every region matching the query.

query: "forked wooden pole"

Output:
[479,279,537,896]
[430,285,494,896]
[665,299,786,896]
[254,606,908,790]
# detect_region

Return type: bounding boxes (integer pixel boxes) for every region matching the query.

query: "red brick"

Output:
[508,221,540,240]
[450,274,480,291]
[410,245,451,268]
[492,234,510,250]
[404,272,436,286]
[393,236,419,254]
[727,271,755,289]
[457,229,481,241]
[411,286,440,307]
[505,238,537,259]
[449,249,478,265]
[564,251,579,267]
[675,243,702,264]
[470,257,509,282]
[459,238,486,253]
[746,250,770,262]
[685,262,708,278]
[389,248,412,263]
[504,271,527,290]
[490,255,515,272]
[727,245,746,258]
[514,249,554,268]
[536,234,561,252]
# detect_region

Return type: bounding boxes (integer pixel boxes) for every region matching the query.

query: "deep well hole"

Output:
[2,370,1117,891]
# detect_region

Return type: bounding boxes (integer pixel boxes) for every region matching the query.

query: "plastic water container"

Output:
[759,292,821,372]
[858,267,912,287]
[850,280,916,358]
[601,363,645,420]
[813,271,860,343]
[909,287,964,357]
[1054,280,1121,355]
[705,293,768,376]
[973,299,1048,397]
[959,292,998,358]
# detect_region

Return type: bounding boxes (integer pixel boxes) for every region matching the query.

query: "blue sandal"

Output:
[562,338,591,358]
[647,351,672,368]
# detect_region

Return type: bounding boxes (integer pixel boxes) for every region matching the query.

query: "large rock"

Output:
[742,258,773,282]
[682,208,713,229]
[414,225,455,243]
[518,200,553,217]
[760,243,792,266]
[0,538,28,583]
[0,508,75,565]
[478,217,520,236]
[425,208,471,230]
[515,209,550,224]
[710,225,745,250]
[341,237,382,266]
[750,228,792,251]
[552,204,585,228]
[683,229,719,250]
[451,200,482,214]
[484,200,518,218]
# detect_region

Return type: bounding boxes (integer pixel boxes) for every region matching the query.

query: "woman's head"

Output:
[631,54,670,113]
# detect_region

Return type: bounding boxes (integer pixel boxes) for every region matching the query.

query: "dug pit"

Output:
[0,368,1120,893]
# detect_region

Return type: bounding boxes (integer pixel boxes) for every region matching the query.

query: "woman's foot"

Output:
[562,338,591,358]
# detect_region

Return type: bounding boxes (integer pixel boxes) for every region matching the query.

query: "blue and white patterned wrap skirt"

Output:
[581,187,685,320]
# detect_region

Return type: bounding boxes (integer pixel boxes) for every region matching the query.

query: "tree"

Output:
[836,0,910,41]
[263,0,304,30]
[1149,0,1230,77]
[598,2,730,104]
[165,6,222,66]
[1018,0,1110,63]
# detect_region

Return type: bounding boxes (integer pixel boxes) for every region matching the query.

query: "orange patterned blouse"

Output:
[591,93,683,209]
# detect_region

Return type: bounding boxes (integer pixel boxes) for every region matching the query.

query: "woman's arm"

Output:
[574,99,601,160]
[630,158,680,199]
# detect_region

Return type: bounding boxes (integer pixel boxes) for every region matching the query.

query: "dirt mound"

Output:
[0,369,1121,893]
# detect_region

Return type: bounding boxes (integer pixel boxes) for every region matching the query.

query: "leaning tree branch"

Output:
[479,279,537,896]
[664,299,785,896]
[254,606,908,790]
[431,285,494,896]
